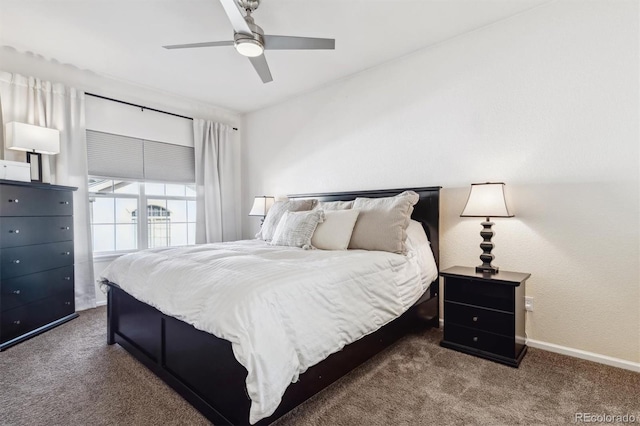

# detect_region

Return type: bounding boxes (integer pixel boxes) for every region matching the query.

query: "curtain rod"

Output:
[85,92,238,131]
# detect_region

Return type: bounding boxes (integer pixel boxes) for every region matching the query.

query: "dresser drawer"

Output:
[444,277,514,312]
[0,185,73,217]
[444,301,514,336]
[0,216,73,248]
[1,266,74,312]
[0,241,74,279]
[444,323,515,359]
[1,292,75,343]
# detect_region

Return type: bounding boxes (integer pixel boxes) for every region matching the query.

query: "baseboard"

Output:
[95,300,107,307]
[526,338,640,373]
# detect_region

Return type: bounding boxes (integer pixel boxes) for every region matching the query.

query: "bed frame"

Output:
[105,186,441,425]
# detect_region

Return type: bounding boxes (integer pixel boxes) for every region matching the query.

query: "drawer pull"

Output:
[61,226,70,230]
[13,320,21,325]
[12,259,20,264]
[8,199,19,203]
[12,290,21,295]
[473,336,478,342]
[472,316,478,322]
[64,301,71,306]
[9,229,20,234]
[64,276,71,281]
[60,201,70,205]
[62,251,71,256]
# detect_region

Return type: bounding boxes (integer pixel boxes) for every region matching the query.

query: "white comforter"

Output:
[101,240,437,424]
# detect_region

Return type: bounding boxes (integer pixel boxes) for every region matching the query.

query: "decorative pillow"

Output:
[348,190,419,254]
[311,209,360,250]
[270,210,325,249]
[314,200,354,211]
[256,199,317,241]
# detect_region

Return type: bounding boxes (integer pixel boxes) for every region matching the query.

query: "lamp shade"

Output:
[5,122,60,155]
[249,196,275,216]
[460,182,513,218]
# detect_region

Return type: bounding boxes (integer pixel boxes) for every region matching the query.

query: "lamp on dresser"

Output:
[249,195,275,225]
[460,182,513,274]
[5,122,60,183]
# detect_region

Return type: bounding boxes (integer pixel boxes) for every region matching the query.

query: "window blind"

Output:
[86,130,195,183]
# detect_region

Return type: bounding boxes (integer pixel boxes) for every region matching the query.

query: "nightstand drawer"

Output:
[1,266,74,312]
[444,277,514,312]
[444,323,514,359]
[0,216,73,248]
[1,292,75,343]
[0,241,74,279]
[0,185,73,217]
[445,302,514,336]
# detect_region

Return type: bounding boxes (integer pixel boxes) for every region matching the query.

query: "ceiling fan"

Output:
[163,0,335,83]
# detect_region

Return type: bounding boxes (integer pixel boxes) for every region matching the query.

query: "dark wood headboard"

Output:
[288,186,441,270]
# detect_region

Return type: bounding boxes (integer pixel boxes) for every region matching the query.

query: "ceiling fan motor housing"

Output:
[234,18,265,56]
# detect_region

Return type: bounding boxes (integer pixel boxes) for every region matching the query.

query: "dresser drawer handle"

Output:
[61,251,71,256]
[12,290,21,295]
[64,276,71,281]
[60,201,70,205]
[12,259,20,264]
[61,226,70,230]
[64,301,71,306]
[8,199,19,203]
[9,229,20,234]
[13,320,21,325]
[473,337,478,342]
[472,316,478,322]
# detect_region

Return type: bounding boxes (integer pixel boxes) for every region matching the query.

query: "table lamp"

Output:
[460,182,513,274]
[5,122,60,182]
[249,195,275,225]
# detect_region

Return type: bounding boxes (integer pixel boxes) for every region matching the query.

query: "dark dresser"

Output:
[440,266,530,367]
[0,180,78,351]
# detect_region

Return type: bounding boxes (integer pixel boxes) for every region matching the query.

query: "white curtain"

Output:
[193,119,240,243]
[0,71,96,310]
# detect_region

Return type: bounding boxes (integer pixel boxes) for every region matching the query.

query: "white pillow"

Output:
[256,199,317,241]
[311,209,360,250]
[270,210,325,249]
[314,200,354,211]
[349,190,419,254]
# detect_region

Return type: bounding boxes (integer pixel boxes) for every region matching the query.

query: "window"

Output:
[89,179,196,255]
[86,130,197,256]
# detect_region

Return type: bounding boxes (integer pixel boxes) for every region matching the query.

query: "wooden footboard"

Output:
[107,282,437,425]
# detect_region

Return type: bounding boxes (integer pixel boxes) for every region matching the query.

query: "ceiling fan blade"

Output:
[163,41,234,50]
[219,0,252,35]
[248,55,273,83]
[264,35,335,50]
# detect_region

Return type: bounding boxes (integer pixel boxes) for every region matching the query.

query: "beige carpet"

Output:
[0,306,638,425]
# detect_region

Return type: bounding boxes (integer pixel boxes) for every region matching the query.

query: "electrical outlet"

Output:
[524,296,534,312]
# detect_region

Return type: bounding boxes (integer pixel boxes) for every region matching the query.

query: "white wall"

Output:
[242,0,640,365]
[85,96,194,147]
[0,47,242,305]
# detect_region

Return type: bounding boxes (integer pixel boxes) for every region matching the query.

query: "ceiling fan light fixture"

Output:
[235,38,264,57]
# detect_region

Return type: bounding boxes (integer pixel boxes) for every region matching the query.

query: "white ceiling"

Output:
[0,0,549,113]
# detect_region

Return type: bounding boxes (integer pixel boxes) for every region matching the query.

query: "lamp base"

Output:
[477,218,499,275]
[26,152,43,183]
[476,265,499,274]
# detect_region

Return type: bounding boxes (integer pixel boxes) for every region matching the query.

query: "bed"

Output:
[103,186,440,425]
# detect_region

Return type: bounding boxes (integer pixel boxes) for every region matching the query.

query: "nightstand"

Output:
[440,266,530,367]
